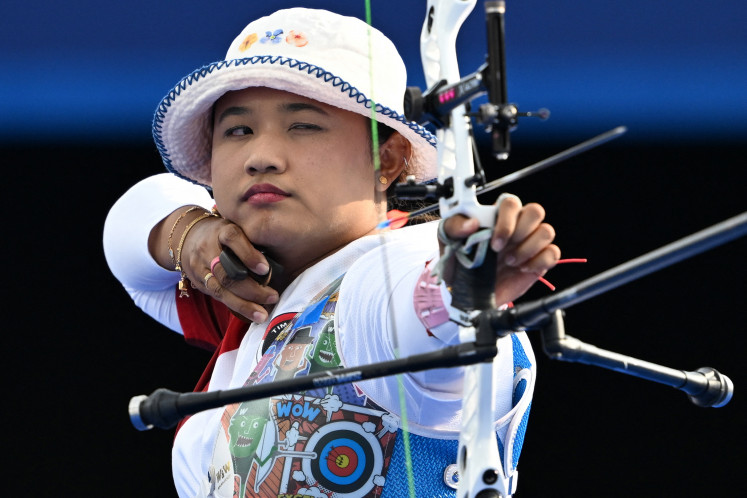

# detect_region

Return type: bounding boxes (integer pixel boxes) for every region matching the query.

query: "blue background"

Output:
[2,0,745,144]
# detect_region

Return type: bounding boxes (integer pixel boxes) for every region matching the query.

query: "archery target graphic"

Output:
[302,420,384,496]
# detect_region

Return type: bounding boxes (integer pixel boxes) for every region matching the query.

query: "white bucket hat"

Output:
[153,7,437,188]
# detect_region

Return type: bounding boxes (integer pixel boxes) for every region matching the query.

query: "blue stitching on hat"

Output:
[153,56,437,185]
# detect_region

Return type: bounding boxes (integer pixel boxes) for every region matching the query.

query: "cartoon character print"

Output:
[272,326,313,382]
[224,399,275,497]
[261,312,296,355]
[209,275,401,497]
[306,320,342,375]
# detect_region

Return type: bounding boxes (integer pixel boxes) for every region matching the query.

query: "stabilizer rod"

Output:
[540,310,733,407]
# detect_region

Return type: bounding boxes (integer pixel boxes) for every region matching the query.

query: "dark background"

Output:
[4,1,745,496]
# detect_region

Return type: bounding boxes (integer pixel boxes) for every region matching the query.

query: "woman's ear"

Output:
[376,132,412,192]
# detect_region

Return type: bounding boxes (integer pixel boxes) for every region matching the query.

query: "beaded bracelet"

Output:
[175,211,217,297]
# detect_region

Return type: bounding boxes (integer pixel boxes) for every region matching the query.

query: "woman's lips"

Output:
[244,184,290,204]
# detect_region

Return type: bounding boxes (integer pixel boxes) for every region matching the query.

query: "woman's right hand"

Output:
[152,207,279,322]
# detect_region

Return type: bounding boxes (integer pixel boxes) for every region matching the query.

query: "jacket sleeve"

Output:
[103,173,214,333]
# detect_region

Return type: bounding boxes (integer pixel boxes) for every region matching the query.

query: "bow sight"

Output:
[397,0,551,211]
[403,0,548,160]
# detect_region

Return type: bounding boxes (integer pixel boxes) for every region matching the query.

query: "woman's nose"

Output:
[242,135,286,175]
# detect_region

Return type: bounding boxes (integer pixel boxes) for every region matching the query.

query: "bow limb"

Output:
[424,0,497,227]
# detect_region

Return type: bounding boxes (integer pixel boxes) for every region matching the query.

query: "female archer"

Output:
[103,7,559,497]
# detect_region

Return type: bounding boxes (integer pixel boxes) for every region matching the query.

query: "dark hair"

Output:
[366,120,397,163]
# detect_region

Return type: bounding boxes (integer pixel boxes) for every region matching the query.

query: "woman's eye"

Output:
[290,123,322,131]
[225,126,252,137]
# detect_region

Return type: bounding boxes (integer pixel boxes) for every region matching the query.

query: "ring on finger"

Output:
[204,272,215,286]
[210,256,221,274]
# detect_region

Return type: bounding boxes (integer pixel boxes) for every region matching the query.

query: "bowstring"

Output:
[364,1,416,496]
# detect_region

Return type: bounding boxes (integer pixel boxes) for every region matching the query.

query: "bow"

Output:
[401,1,522,495]
[390,4,739,497]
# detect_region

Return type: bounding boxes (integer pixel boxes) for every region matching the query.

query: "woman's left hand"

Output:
[440,194,561,307]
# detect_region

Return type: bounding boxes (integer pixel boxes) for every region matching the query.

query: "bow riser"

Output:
[458,352,513,496]
[423,0,497,228]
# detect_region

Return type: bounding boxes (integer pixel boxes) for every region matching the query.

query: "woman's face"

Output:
[210,87,382,273]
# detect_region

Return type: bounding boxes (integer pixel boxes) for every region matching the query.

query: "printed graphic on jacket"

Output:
[208,276,399,497]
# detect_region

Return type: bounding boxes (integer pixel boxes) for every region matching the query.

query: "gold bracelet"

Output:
[175,211,216,298]
[167,206,204,266]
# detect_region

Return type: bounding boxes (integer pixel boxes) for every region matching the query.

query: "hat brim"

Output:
[153,56,437,188]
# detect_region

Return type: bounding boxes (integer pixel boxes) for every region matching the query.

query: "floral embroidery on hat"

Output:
[238,33,258,52]
[261,29,284,44]
[285,30,308,47]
